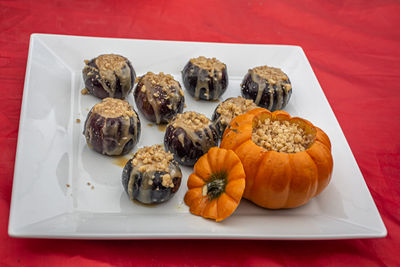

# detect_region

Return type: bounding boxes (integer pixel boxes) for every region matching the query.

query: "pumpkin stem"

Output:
[205,171,228,200]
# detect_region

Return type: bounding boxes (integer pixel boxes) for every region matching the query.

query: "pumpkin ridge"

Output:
[206,147,219,173]
[184,188,202,206]
[282,154,292,208]
[217,193,239,221]
[315,127,331,150]
[314,140,330,152]
[224,179,245,203]
[285,154,295,207]
[287,151,319,207]
[222,191,238,204]
[246,151,270,201]
[201,199,217,219]
[187,173,206,189]
[226,163,246,182]
[306,140,333,196]
[194,154,212,182]
[215,198,219,220]
[302,151,319,202]
[189,196,208,215]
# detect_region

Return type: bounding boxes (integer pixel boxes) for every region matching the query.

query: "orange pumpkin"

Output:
[220,108,333,209]
[184,147,246,221]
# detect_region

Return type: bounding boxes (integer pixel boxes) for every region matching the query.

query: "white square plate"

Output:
[8,34,386,239]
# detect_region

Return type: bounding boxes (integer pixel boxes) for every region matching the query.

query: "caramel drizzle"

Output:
[249,69,290,110]
[194,69,224,100]
[172,118,216,154]
[102,116,135,155]
[127,161,182,204]
[84,55,132,98]
[84,112,138,156]
[140,73,182,124]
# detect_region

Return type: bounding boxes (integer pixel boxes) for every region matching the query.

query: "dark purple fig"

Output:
[82,54,135,99]
[83,98,140,156]
[211,96,258,139]
[241,65,292,111]
[122,145,182,204]
[182,56,228,101]
[134,72,184,124]
[164,111,218,166]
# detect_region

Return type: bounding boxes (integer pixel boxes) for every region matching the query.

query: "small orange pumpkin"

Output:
[220,108,333,209]
[184,147,246,221]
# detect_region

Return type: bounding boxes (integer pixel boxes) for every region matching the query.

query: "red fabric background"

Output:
[1,0,400,266]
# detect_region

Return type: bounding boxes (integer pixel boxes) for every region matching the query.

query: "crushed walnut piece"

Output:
[81,88,89,95]
[171,111,210,131]
[161,174,174,188]
[131,144,174,174]
[190,56,226,75]
[216,97,257,125]
[252,118,315,153]
[92,98,135,118]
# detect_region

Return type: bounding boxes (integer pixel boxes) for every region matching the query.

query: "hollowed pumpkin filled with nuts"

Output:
[220,108,333,209]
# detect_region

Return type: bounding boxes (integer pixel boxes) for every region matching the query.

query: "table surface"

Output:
[1,0,399,266]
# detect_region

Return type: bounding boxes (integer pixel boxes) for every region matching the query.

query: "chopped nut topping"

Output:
[252,118,315,153]
[252,66,291,87]
[95,54,126,72]
[131,145,174,173]
[190,56,226,75]
[171,111,210,131]
[140,72,180,89]
[92,98,135,118]
[216,97,257,125]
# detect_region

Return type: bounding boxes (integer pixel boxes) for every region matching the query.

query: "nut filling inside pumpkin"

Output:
[252,117,315,153]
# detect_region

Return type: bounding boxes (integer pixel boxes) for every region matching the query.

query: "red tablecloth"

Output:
[1,0,399,266]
